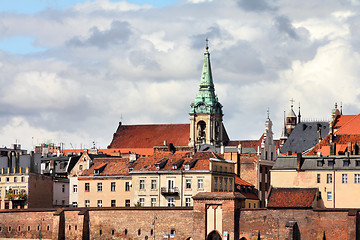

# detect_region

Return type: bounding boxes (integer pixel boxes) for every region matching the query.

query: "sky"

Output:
[1,0,360,151]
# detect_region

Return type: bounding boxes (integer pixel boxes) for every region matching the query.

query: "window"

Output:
[342,174,348,184]
[140,180,145,190]
[355,174,360,183]
[62,184,65,192]
[327,174,332,184]
[343,160,350,167]
[85,183,90,192]
[97,200,102,207]
[85,200,90,207]
[14,177,17,182]
[151,179,157,190]
[254,203,256,208]
[186,179,191,189]
[198,179,203,189]
[214,177,218,191]
[125,182,130,191]
[72,202,78,207]
[97,183,102,192]
[327,192,332,201]
[79,165,83,170]
[185,197,191,207]
[328,160,334,167]
[167,197,175,207]
[248,203,251,208]
[111,182,116,192]
[125,199,130,207]
[219,178,223,191]
[73,185,78,193]
[139,198,145,206]
[317,174,321,183]
[224,178,228,192]
[356,160,360,166]
[111,200,116,207]
[151,198,156,207]
[317,160,323,167]
[62,200,65,205]
[6,177,9,182]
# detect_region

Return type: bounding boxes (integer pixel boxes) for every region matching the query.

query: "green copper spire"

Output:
[190,40,222,114]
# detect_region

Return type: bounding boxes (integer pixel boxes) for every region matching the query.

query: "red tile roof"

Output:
[79,158,131,179]
[334,114,360,134]
[108,123,190,148]
[267,188,317,208]
[131,151,227,172]
[333,115,357,129]
[241,192,259,200]
[306,114,360,155]
[235,176,254,187]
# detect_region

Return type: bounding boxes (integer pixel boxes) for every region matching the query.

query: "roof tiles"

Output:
[267,188,317,208]
[108,123,190,148]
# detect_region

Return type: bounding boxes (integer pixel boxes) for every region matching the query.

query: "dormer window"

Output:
[94,169,100,175]
[128,167,133,172]
[317,160,324,167]
[184,164,190,171]
[155,164,160,170]
[172,165,177,170]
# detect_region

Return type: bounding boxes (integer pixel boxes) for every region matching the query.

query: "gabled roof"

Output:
[267,188,317,209]
[334,114,360,134]
[131,151,229,172]
[108,123,190,149]
[79,158,131,179]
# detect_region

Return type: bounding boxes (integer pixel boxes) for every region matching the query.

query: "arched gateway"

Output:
[206,230,222,240]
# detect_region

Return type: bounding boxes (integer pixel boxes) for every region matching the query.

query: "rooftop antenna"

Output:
[298,102,301,123]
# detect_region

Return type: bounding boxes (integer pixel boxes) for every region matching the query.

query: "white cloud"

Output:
[1,0,360,149]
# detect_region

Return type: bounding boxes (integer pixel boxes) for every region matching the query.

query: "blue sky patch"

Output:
[0,36,46,54]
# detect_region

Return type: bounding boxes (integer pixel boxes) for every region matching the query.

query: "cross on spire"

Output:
[267,107,270,118]
[205,38,209,51]
[290,98,295,109]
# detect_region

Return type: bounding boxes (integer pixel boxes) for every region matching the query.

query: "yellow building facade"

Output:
[271,154,360,208]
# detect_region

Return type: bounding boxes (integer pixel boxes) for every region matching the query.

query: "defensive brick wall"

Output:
[0,205,359,240]
[239,208,359,240]
[0,209,55,239]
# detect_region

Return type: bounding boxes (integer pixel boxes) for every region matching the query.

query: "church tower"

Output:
[286,99,297,136]
[189,41,225,148]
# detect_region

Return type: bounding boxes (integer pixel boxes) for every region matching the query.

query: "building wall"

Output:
[78,177,132,207]
[271,169,360,208]
[53,180,69,206]
[27,173,53,208]
[0,173,29,209]
[131,169,234,207]
[69,176,78,207]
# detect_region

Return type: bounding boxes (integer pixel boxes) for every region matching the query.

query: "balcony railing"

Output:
[161,187,179,195]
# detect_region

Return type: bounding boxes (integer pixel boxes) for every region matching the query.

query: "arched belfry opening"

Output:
[189,41,229,149]
[206,230,222,240]
[197,121,206,144]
